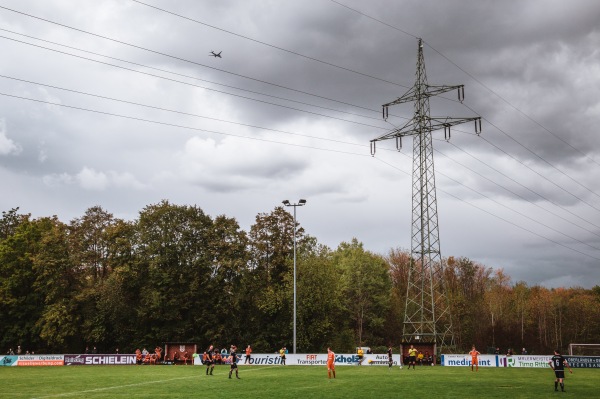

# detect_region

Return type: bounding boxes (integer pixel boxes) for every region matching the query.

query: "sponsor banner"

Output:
[506,355,552,368]
[565,356,600,369]
[215,354,401,366]
[16,355,64,366]
[64,354,136,366]
[1,356,18,366]
[441,354,498,367]
[364,354,402,366]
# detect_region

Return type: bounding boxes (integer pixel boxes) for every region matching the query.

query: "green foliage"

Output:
[1,204,599,355]
[333,239,391,348]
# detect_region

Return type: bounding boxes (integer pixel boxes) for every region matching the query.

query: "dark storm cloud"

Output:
[0,0,599,287]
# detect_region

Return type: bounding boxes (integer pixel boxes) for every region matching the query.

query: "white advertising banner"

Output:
[506,355,552,368]
[441,354,499,367]
[16,355,64,366]
[195,353,401,366]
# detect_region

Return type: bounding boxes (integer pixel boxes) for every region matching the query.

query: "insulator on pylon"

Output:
[458,86,465,103]
[382,106,389,120]
[444,124,451,141]
[475,118,482,134]
[396,136,402,150]
[370,141,376,156]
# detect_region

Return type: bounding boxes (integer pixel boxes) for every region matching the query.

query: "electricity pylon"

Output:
[370,38,481,353]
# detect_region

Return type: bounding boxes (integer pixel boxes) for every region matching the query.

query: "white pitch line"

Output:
[31,365,277,399]
[31,376,195,399]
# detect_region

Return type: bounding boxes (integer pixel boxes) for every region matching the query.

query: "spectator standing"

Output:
[521,348,527,355]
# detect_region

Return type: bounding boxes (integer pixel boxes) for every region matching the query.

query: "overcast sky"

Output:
[1,0,599,288]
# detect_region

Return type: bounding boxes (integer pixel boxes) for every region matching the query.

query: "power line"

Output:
[461,101,600,202]
[6,71,598,244]
[327,0,600,194]
[0,3,410,91]
[0,28,389,122]
[3,2,598,265]
[424,42,600,169]
[440,140,600,233]
[329,0,418,39]
[0,74,376,149]
[2,90,597,262]
[374,157,600,262]
[0,91,371,156]
[130,0,409,88]
[433,141,600,247]
[0,34,390,131]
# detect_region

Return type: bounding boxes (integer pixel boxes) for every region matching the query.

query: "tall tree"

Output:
[334,238,391,350]
[244,207,300,351]
[69,206,116,281]
[0,217,52,351]
[133,200,214,345]
[33,218,79,352]
[295,237,340,352]
[384,247,411,345]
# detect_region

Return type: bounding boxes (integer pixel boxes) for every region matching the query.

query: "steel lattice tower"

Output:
[371,38,481,352]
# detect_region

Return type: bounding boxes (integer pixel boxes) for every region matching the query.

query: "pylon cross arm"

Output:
[383,84,464,109]
[370,119,417,143]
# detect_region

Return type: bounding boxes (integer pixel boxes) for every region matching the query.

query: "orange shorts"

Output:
[327,361,335,370]
[471,358,478,365]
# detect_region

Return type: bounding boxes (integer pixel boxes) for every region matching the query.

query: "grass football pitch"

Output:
[2,364,599,398]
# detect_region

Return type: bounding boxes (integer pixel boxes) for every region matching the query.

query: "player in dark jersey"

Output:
[548,349,572,392]
[387,346,393,370]
[205,345,215,375]
[228,345,240,379]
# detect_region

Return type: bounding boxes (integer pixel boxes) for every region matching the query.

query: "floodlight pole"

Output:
[282,199,306,354]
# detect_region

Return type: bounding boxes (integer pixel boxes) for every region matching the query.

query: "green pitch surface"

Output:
[2,365,599,398]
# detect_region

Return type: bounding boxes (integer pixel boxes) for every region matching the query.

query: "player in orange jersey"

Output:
[327,347,336,379]
[469,345,481,372]
[245,345,252,364]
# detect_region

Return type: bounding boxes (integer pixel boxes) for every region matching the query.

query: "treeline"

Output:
[1,202,599,355]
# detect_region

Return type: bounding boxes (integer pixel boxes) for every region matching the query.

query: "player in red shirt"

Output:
[469,345,480,372]
[327,347,336,379]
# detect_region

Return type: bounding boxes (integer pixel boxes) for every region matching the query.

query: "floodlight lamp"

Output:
[299,199,307,205]
[282,200,290,206]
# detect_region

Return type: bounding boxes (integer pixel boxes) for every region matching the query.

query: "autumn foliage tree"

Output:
[1,205,598,355]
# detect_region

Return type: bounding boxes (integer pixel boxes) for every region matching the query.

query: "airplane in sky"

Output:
[209,51,222,58]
